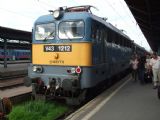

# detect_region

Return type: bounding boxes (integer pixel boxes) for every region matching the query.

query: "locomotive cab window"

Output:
[59,21,84,39]
[35,23,55,40]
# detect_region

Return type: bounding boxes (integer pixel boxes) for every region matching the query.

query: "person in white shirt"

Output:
[150,52,160,89]
[130,56,139,82]
[144,54,152,83]
[145,54,151,70]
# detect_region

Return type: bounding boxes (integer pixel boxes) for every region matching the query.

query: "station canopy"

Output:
[125,0,160,52]
[0,26,31,42]
[0,26,32,49]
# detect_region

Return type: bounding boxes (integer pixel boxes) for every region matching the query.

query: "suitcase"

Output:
[144,70,152,83]
[158,85,160,99]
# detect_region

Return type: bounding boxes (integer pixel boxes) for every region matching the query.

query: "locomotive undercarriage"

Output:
[28,76,86,105]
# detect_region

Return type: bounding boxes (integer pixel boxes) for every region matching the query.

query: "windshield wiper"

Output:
[43,31,55,41]
[62,28,72,41]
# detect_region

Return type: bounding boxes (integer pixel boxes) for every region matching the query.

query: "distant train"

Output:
[0,49,30,60]
[25,6,147,105]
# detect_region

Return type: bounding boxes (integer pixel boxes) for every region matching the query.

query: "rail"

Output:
[0,76,26,90]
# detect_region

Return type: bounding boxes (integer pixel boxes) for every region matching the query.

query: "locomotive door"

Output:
[92,23,107,81]
[92,24,105,64]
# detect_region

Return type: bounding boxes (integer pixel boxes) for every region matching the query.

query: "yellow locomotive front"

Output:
[32,43,92,66]
[25,6,94,105]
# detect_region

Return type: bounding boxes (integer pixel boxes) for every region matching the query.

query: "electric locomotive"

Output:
[25,6,134,105]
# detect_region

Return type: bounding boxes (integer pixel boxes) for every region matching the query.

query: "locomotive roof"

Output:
[35,9,131,41]
[89,13,131,40]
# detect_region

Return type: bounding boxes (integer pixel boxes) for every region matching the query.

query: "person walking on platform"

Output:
[144,54,152,83]
[138,54,146,84]
[130,56,139,82]
[150,52,160,89]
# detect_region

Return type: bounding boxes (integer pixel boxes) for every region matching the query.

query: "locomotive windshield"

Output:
[35,23,55,40]
[59,21,84,39]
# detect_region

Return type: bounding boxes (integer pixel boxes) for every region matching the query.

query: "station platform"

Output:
[0,63,29,77]
[66,74,160,120]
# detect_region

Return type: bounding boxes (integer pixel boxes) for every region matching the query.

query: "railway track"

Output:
[0,74,26,80]
[9,92,32,105]
[0,75,26,90]
[0,91,32,119]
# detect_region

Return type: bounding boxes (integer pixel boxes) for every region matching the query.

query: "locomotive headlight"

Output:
[32,66,43,73]
[32,66,37,72]
[53,10,60,18]
[53,9,63,19]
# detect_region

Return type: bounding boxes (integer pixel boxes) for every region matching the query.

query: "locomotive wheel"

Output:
[66,90,87,105]
[157,85,160,99]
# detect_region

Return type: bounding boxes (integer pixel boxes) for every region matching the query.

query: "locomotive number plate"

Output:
[44,45,72,52]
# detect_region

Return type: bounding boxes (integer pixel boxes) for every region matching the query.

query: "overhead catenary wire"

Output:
[0,0,57,20]
[105,0,136,34]
[117,0,144,40]
[104,0,147,47]
[34,0,55,11]
[118,0,147,39]
[121,0,149,49]
[0,7,35,19]
[118,0,136,25]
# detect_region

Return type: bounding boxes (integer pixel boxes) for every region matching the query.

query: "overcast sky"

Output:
[0,0,151,51]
